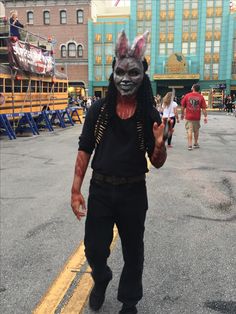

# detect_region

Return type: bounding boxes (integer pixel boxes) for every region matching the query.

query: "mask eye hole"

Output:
[115,68,125,76]
[128,69,140,77]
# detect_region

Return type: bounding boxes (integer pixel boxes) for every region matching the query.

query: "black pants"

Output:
[226,104,233,113]
[167,117,176,145]
[84,178,148,304]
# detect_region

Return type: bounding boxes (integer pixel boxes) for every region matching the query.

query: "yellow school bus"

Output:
[0,18,68,117]
[0,63,68,116]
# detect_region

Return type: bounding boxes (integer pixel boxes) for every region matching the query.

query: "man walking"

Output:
[71,31,166,314]
[181,84,207,150]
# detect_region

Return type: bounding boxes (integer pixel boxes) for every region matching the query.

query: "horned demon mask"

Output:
[113,30,149,97]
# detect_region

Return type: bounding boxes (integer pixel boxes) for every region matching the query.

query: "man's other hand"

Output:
[71,192,87,221]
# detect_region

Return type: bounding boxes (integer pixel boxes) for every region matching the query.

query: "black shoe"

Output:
[89,270,112,311]
[119,304,138,314]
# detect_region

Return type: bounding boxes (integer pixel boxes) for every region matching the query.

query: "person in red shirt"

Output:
[181,84,207,150]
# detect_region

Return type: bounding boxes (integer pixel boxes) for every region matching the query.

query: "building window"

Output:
[213,40,220,53]
[61,45,66,58]
[68,43,76,57]
[27,11,34,25]
[159,42,174,55]
[77,10,83,24]
[94,34,102,43]
[215,0,222,7]
[190,19,198,32]
[137,21,143,34]
[212,63,219,74]
[94,66,102,81]
[167,20,174,32]
[159,21,166,33]
[207,0,214,7]
[159,43,166,55]
[204,64,211,76]
[105,43,113,64]
[43,11,50,25]
[160,0,175,10]
[106,33,113,42]
[214,17,222,30]
[183,0,198,9]
[206,18,213,31]
[182,41,196,55]
[182,42,188,54]
[190,42,196,54]
[77,45,83,57]
[94,44,102,64]
[145,43,151,55]
[182,20,189,32]
[167,43,173,55]
[205,41,212,53]
[105,66,111,80]
[137,0,144,11]
[60,10,67,24]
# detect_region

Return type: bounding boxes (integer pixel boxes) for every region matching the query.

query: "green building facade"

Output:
[89,0,236,108]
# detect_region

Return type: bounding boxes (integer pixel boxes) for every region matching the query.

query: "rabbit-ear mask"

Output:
[115,30,149,60]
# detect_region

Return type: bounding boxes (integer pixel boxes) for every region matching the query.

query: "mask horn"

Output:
[129,31,149,59]
[115,30,129,58]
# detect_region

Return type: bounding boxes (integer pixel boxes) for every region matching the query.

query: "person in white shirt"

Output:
[87,97,92,109]
[162,91,179,147]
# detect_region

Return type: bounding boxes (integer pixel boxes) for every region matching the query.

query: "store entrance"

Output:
[156,79,198,105]
[93,87,108,98]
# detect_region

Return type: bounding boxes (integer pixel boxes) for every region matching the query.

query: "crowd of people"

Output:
[68,95,100,115]
[154,84,208,151]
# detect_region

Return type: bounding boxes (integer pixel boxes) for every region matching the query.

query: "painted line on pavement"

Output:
[33,241,87,314]
[61,227,119,314]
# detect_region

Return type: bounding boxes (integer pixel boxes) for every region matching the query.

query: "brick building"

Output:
[4,0,91,96]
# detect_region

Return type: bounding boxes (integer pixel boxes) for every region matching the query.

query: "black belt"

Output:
[92,171,145,185]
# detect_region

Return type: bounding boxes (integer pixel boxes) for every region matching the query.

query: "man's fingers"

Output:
[72,205,87,221]
[153,122,164,130]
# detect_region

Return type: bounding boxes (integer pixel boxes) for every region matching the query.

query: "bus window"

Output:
[0,78,3,93]
[59,82,63,92]
[14,79,21,93]
[43,82,48,93]
[37,81,42,93]
[22,80,29,92]
[54,83,59,92]
[30,80,36,92]
[49,82,53,92]
[63,83,67,92]
[5,79,12,93]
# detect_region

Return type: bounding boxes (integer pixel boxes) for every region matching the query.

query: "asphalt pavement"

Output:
[0,112,236,314]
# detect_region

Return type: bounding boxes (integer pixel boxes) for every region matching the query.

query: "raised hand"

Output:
[152,122,165,146]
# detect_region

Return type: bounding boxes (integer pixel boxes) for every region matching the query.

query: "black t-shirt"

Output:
[78,99,161,177]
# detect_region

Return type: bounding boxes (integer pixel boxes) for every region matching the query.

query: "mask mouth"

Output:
[120,82,133,89]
